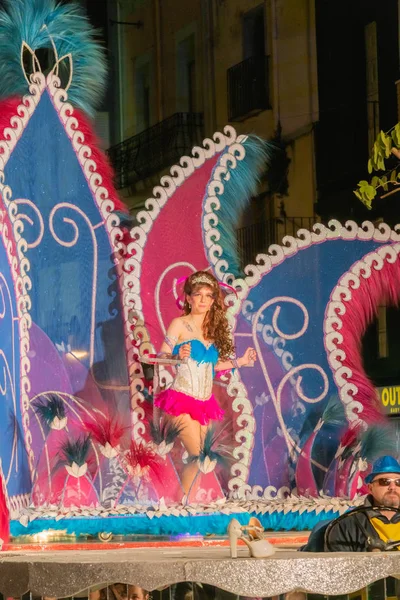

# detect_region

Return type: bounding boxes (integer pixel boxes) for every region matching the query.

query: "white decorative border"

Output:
[46,72,151,471]
[128,126,238,440]
[225,220,400,318]
[0,72,137,474]
[200,135,260,493]
[214,220,400,497]
[127,126,260,495]
[45,73,137,398]
[224,220,400,345]
[325,242,400,423]
[202,132,250,282]
[0,207,31,514]
[9,492,30,520]
[0,73,46,474]
[201,136,328,494]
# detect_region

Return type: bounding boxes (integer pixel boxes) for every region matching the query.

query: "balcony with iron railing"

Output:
[227,55,271,122]
[107,112,204,190]
[237,216,318,268]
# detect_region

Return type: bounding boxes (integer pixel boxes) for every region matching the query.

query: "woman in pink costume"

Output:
[155,271,256,494]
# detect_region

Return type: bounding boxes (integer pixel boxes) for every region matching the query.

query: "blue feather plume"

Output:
[210,136,277,277]
[59,435,91,467]
[0,0,106,117]
[321,394,346,427]
[359,425,397,461]
[33,393,66,426]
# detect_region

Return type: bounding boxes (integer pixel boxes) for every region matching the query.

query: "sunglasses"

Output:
[371,477,400,487]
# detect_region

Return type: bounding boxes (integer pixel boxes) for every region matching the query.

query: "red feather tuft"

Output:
[0,97,23,136]
[140,397,154,424]
[83,415,126,447]
[340,426,359,450]
[125,440,161,479]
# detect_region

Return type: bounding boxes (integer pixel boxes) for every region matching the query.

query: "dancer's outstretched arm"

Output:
[215,347,257,371]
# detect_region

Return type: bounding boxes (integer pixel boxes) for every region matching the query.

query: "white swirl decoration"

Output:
[248,297,328,473]
[226,220,400,322]
[49,203,98,365]
[154,261,198,335]
[45,70,149,442]
[0,74,46,477]
[13,199,44,249]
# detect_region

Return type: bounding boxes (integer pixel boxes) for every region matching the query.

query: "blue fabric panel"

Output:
[0,237,29,496]
[4,91,129,392]
[236,238,384,490]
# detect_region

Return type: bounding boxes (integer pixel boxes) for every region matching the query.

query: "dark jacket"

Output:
[324,495,400,552]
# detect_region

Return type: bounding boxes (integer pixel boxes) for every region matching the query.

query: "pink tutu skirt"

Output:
[154,388,224,425]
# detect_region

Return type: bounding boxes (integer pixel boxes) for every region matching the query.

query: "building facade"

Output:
[314,0,399,225]
[107,0,319,265]
[106,0,400,261]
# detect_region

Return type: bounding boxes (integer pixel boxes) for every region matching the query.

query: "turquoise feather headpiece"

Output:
[0,0,106,117]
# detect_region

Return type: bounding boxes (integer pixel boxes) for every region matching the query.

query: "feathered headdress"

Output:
[0,0,106,117]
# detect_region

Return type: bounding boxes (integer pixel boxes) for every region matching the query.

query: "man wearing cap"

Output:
[325,455,400,552]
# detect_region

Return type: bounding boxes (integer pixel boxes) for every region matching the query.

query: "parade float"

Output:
[1,0,400,598]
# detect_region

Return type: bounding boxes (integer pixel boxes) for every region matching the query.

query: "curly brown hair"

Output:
[183,271,235,360]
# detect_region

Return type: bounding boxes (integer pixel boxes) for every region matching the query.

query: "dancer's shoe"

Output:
[227,518,275,558]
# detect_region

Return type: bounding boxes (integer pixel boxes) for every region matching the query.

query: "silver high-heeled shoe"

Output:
[227,517,275,558]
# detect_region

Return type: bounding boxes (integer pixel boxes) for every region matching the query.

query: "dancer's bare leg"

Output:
[169,414,207,495]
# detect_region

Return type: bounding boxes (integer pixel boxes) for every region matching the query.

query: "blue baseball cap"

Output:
[365,455,400,484]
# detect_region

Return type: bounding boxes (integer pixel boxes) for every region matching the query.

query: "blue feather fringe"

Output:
[173,339,219,365]
[206,136,277,277]
[10,508,338,538]
[0,0,106,117]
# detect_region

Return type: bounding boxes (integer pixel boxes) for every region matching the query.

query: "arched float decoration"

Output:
[325,242,400,423]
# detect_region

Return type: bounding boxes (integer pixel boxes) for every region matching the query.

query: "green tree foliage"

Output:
[354,124,400,209]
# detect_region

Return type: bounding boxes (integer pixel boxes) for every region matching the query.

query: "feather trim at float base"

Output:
[149,416,184,458]
[0,0,106,117]
[10,494,366,538]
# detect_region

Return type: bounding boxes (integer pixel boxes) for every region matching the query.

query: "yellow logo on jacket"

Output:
[370,517,400,548]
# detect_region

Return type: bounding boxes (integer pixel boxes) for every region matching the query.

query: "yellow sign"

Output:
[378,386,400,414]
